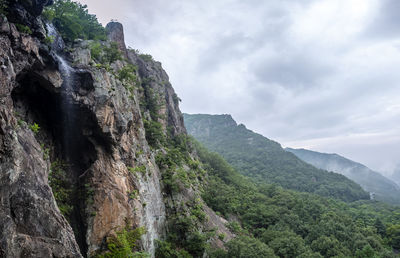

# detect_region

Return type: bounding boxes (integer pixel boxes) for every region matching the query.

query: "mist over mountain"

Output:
[184,113,369,202]
[286,148,400,205]
[390,165,400,187]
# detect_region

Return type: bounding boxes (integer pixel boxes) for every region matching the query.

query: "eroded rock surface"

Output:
[1,2,232,256]
[0,16,82,258]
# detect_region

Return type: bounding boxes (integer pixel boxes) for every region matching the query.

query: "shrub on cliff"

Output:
[99,225,147,258]
[118,64,138,86]
[49,160,73,217]
[89,41,123,64]
[103,42,123,64]
[0,0,7,15]
[43,0,106,42]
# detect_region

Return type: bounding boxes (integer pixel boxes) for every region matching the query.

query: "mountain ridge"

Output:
[184,113,370,202]
[286,147,400,204]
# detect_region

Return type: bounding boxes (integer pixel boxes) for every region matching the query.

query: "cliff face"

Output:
[0,2,231,257]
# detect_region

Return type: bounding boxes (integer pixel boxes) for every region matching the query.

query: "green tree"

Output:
[386,224,400,249]
[355,245,377,258]
[226,236,277,258]
[99,225,146,258]
[155,240,191,258]
[103,42,122,64]
[374,218,386,237]
[43,0,106,42]
[310,236,348,257]
[262,230,308,257]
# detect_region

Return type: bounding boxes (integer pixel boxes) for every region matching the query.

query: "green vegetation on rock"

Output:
[15,23,32,34]
[118,64,138,86]
[90,41,123,65]
[29,122,40,134]
[139,54,154,62]
[118,63,139,99]
[49,160,73,217]
[98,224,147,258]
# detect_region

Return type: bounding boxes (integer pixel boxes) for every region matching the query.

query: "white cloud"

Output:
[78,0,400,174]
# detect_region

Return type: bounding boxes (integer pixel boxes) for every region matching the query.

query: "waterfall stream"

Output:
[46,22,75,145]
[56,55,73,89]
[46,23,65,52]
[46,22,164,257]
[46,22,89,254]
[55,53,76,161]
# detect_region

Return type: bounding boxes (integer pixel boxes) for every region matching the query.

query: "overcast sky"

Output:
[78,0,400,176]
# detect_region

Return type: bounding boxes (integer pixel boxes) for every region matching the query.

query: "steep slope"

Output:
[0,2,82,257]
[286,148,400,204]
[0,2,232,257]
[184,114,370,202]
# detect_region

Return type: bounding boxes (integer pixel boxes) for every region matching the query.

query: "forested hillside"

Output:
[286,148,400,205]
[184,114,369,202]
[194,140,400,257]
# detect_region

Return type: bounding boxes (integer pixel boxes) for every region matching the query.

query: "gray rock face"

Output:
[1,14,188,255]
[131,51,186,136]
[106,22,128,57]
[1,3,232,255]
[7,0,52,38]
[0,17,82,258]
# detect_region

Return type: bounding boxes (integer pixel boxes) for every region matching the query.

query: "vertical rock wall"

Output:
[0,15,82,258]
[0,2,232,255]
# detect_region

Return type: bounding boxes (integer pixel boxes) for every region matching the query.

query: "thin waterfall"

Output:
[46,22,75,157]
[46,23,65,52]
[55,54,75,161]
[46,22,165,257]
[50,26,90,254]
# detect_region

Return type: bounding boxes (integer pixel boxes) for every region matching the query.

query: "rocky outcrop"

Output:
[67,44,167,255]
[106,22,127,58]
[0,16,82,258]
[7,0,53,38]
[1,0,232,255]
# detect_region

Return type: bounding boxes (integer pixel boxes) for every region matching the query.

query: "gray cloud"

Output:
[364,0,400,39]
[252,53,333,89]
[79,0,400,173]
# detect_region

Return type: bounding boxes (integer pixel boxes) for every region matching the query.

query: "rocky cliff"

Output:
[0,2,231,257]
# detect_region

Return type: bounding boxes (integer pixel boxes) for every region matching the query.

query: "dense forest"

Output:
[194,140,400,257]
[184,114,369,202]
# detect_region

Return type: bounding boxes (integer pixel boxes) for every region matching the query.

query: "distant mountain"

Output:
[184,114,370,202]
[286,148,400,205]
[390,166,400,187]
